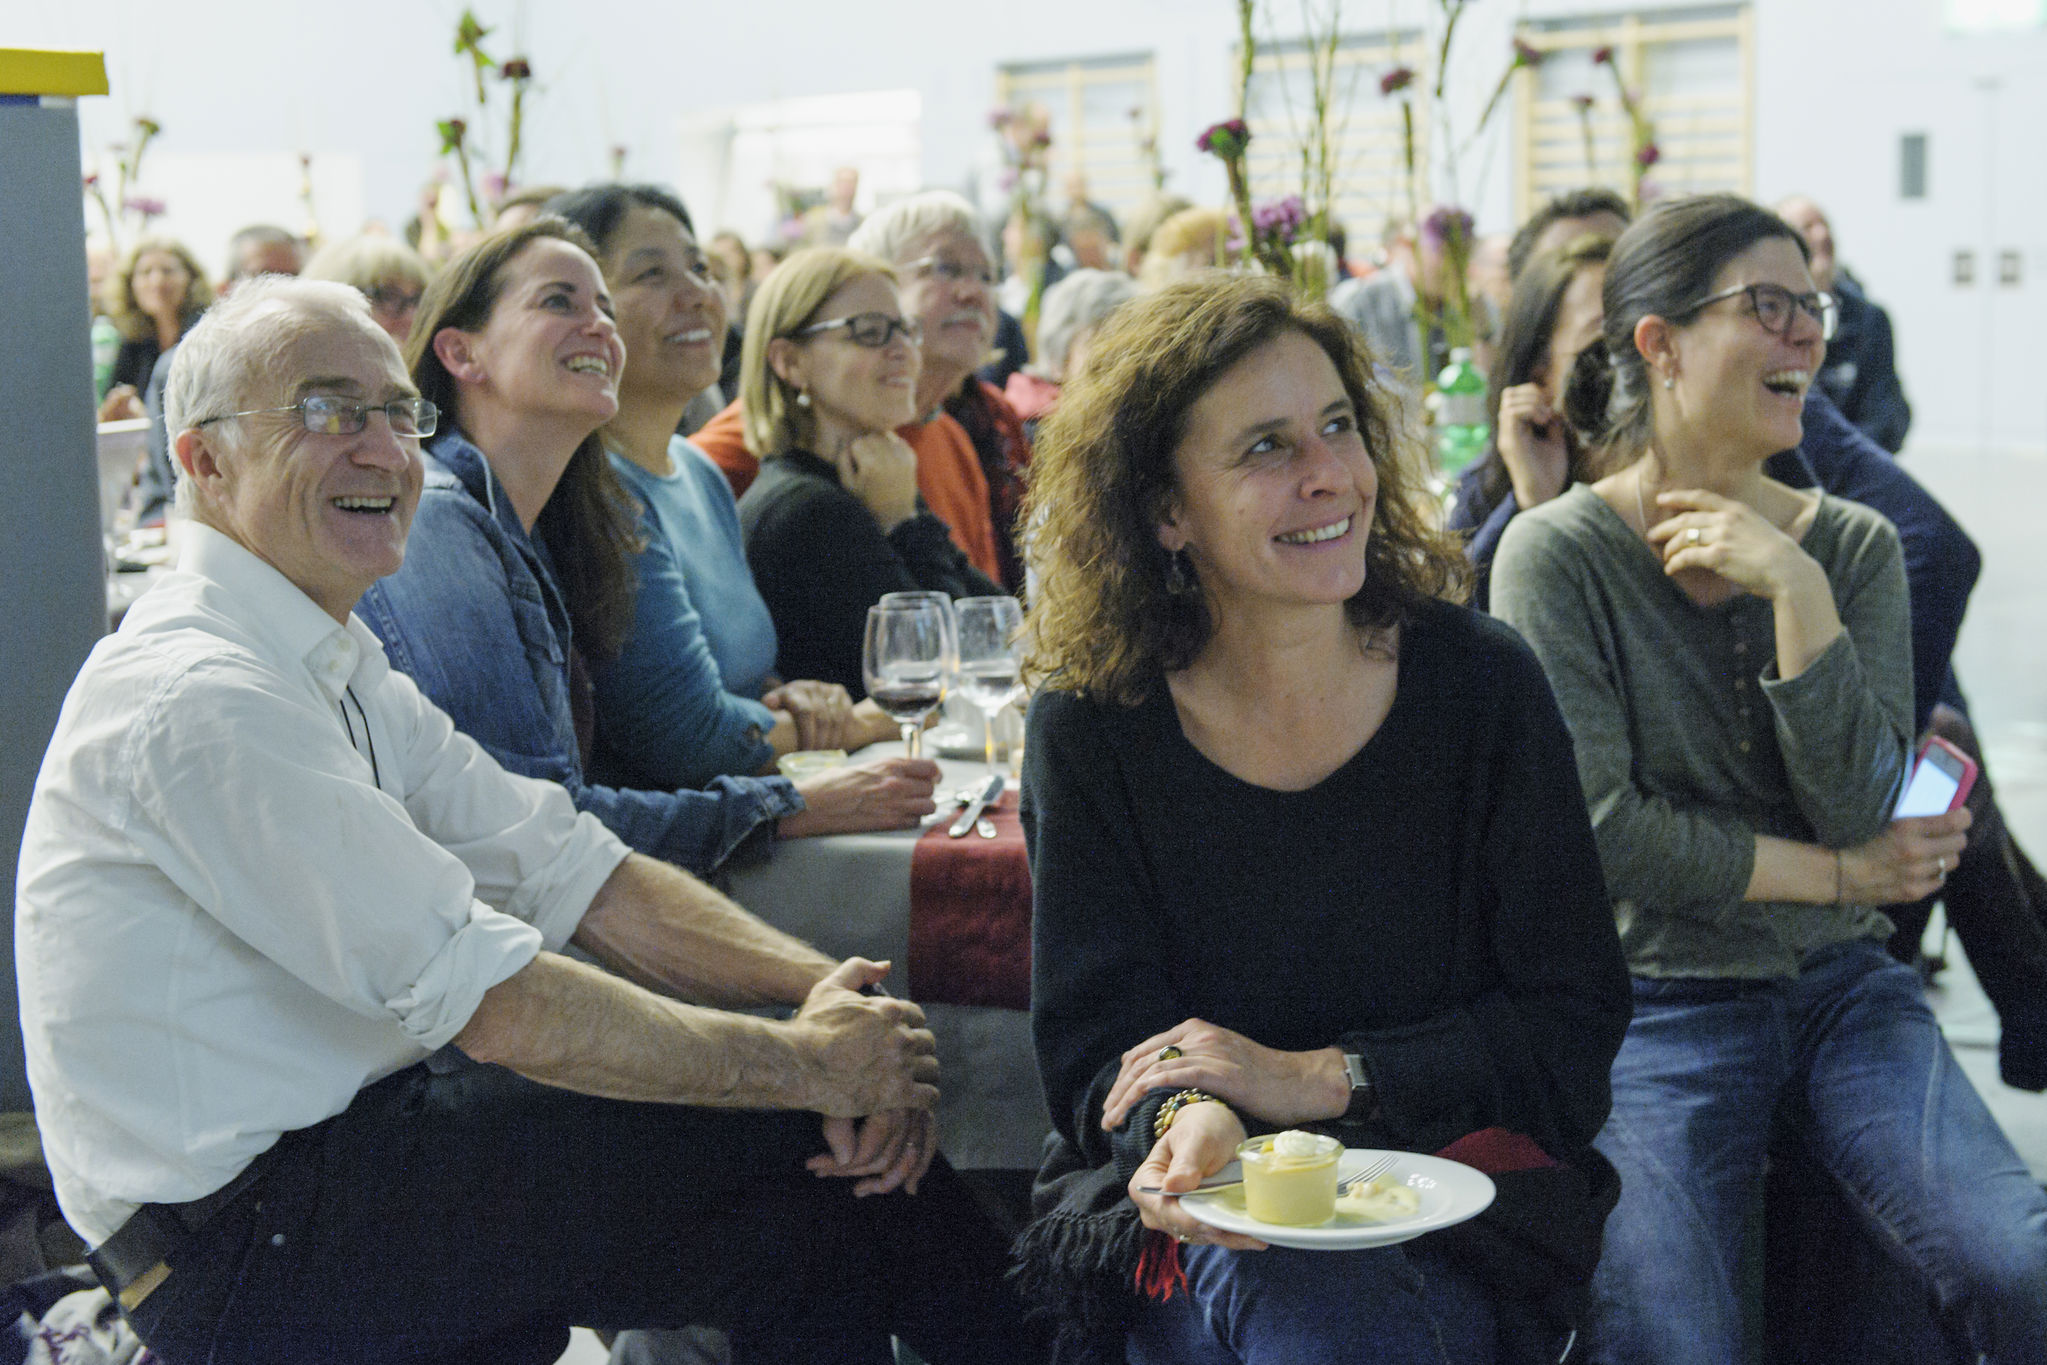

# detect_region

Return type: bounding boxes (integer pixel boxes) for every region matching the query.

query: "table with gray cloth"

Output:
[723,751,1050,1172]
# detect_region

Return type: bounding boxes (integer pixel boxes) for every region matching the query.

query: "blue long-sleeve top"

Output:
[1451,389,1977,733]
[586,441,780,790]
[358,429,801,878]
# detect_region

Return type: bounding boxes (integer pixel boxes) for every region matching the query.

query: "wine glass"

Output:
[878,591,959,678]
[954,596,1026,769]
[862,601,949,758]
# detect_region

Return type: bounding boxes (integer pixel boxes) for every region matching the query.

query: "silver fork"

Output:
[1336,1153,1399,1197]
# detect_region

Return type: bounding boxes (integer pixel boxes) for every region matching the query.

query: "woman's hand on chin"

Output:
[778,756,940,837]
[1646,488,1822,600]
[839,432,920,533]
[1496,382,1571,509]
[1101,1020,1350,1131]
[1129,1100,1267,1250]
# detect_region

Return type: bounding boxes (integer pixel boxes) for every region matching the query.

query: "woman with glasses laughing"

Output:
[1491,194,2047,1364]
[735,247,1000,697]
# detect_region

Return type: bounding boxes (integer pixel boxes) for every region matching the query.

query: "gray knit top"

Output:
[1492,484,1912,979]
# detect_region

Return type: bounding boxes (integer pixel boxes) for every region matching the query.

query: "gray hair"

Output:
[165,276,390,518]
[847,190,983,264]
[1033,269,1140,380]
[301,234,433,294]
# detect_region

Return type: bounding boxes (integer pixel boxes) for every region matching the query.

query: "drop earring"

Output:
[795,389,811,408]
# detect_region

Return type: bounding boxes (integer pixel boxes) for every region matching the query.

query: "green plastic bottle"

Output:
[91,314,122,400]
[1434,347,1489,480]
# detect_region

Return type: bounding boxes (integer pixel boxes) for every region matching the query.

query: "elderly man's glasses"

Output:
[796,312,924,348]
[903,256,995,289]
[1683,283,1838,342]
[195,396,439,438]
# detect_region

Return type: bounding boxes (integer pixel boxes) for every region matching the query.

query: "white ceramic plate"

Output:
[1180,1149,1495,1251]
[926,721,990,761]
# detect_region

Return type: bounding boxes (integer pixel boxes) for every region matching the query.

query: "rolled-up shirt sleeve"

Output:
[126,649,625,1045]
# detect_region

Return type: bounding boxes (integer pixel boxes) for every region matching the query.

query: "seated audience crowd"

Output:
[36,157,2047,1365]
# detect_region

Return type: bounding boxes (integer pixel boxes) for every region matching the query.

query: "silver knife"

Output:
[948,772,1004,838]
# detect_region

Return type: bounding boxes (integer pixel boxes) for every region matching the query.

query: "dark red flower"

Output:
[1570,93,1597,112]
[1592,45,1615,65]
[134,116,162,138]
[500,57,532,81]
[1635,142,1662,168]
[1513,38,1544,68]
[1380,66,1416,97]
[437,118,468,155]
[1196,118,1251,157]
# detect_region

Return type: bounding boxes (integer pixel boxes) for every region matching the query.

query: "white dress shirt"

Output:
[17,523,630,1243]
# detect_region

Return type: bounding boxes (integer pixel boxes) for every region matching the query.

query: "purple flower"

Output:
[988,106,1015,130]
[1420,204,1475,250]
[996,167,1020,192]
[1635,142,1662,168]
[123,195,166,219]
[437,118,468,155]
[1380,66,1416,97]
[500,57,531,81]
[1513,38,1544,68]
[1251,194,1307,246]
[1196,118,1251,158]
[1592,45,1615,66]
[482,171,508,200]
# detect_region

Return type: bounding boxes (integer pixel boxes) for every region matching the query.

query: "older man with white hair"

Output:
[16,277,1042,1365]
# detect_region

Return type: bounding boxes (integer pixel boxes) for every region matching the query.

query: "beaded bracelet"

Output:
[1153,1088,1223,1142]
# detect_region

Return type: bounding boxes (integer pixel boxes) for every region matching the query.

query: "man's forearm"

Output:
[570,852,834,1009]
[451,952,812,1107]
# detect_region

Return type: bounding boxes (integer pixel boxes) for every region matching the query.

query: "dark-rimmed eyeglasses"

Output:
[1681,283,1837,342]
[903,255,996,289]
[363,285,424,316]
[194,396,439,438]
[795,312,924,349]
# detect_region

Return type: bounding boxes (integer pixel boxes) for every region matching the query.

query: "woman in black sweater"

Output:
[1015,275,1631,1364]
[734,247,999,696]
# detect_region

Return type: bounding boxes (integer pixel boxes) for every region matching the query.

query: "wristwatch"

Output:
[1341,1052,1378,1124]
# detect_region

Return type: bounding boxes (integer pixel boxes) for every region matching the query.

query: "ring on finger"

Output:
[1157,1045,1183,1063]
[1685,527,1702,546]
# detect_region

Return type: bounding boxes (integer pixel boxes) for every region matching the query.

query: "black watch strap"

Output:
[1341,1051,1377,1123]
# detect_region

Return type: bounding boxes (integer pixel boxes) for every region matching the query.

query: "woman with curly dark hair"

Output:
[98,236,214,421]
[1016,272,1631,1364]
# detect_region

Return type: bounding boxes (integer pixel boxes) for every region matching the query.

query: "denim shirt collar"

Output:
[425,428,525,544]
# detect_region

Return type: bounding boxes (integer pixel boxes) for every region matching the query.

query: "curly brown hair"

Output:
[1023,272,1466,705]
[106,236,214,343]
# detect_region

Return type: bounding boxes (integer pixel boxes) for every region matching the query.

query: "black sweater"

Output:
[736,449,1001,697]
[1022,598,1631,1178]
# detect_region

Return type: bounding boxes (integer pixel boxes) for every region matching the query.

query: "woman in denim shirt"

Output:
[358,221,939,880]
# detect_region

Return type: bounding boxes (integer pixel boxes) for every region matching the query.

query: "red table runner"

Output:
[907,789,1033,1009]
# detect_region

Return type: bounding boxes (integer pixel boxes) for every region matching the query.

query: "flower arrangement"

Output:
[1591,45,1661,208]
[85,114,166,252]
[431,10,540,231]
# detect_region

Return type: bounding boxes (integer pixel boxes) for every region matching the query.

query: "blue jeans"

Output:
[1581,940,2047,1365]
[1126,1237,1497,1364]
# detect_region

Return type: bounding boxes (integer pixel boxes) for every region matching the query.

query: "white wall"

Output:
[14,0,2045,450]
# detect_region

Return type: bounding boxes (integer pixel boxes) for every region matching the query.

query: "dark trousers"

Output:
[125,1060,1046,1365]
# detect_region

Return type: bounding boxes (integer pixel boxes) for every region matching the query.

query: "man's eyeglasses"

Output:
[903,256,995,289]
[795,312,924,349]
[194,396,439,438]
[1682,283,1837,342]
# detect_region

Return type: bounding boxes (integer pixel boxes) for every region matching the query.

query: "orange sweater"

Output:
[690,399,1003,583]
